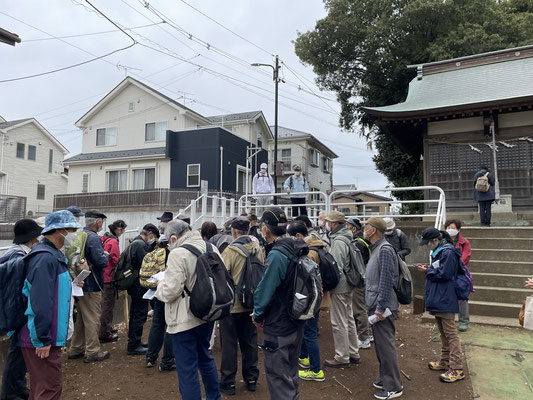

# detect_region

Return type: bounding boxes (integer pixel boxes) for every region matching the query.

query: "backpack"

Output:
[112,240,141,291]
[64,230,88,280]
[309,246,339,292]
[336,235,366,288]
[181,241,235,321]
[380,243,413,305]
[231,239,265,309]
[289,175,307,190]
[475,172,490,192]
[275,243,322,321]
[455,258,474,301]
[0,257,26,334]
[139,247,167,289]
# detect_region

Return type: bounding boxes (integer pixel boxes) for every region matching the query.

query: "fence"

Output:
[0,194,26,223]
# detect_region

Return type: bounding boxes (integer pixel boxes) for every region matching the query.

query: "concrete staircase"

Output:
[461,226,533,319]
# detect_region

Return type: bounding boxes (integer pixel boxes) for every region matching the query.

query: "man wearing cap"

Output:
[417,228,465,384]
[283,165,309,217]
[346,217,372,349]
[252,207,307,399]
[383,218,411,261]
[126,223,159,355]
[157,211,173,235]
[17,210,81,399]
[363,217,403,399]
[68,210,110,363]
[323,211,361,369]
[0,219,42,400]
[209,218,235,253]
[219,217,262,395]
[66,205,84,219]
[252,163,275,217]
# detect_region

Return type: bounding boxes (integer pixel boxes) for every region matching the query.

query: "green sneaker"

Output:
[298,369,325,382]
[298,357,310,369]
[458,324,468,332]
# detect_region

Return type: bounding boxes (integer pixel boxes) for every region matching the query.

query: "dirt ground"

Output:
[59,305,473,399]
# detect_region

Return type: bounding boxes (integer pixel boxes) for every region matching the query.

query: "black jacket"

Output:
[83,227,109,292]
[384,229,411,260]
[353,232,371,265]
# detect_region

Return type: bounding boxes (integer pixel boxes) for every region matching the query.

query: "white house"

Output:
[65,77,272,194]
[270,126,338,197]
[0,116,68,215]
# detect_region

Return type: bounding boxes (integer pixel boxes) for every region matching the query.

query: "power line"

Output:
[0,7,136,83]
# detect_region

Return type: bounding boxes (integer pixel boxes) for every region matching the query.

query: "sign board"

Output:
[201,180,208,195]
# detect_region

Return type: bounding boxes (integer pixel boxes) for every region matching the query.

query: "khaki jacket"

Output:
[155,230,223,334]
[221,236,264,313]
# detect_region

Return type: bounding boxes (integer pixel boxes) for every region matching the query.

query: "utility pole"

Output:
[252,55,281,204]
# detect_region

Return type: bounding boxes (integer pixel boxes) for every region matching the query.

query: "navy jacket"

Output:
[473,169,495,202]
[83,227,109,292]
[0,246,27,334]
[424,242,461,314]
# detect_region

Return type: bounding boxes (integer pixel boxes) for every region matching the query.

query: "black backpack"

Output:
[309,246,339,292]
[275,243,322,321]
[0,257,27,334]
[181,241,235,321]
[231,239,265,309]
[112,240,141,291]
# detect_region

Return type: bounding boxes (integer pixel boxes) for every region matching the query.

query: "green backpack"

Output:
[112,240,141,291]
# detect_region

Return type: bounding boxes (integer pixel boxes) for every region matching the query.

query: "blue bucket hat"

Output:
[41,210,83,234]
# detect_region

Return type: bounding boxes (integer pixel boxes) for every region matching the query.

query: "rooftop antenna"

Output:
[116,62,143,77]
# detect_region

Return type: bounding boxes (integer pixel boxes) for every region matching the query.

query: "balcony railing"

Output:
[54,188,240,211]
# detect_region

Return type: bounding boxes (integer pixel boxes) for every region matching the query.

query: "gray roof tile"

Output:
[64,147,166,163]
[206,111,262,123]
[0,118,32,130]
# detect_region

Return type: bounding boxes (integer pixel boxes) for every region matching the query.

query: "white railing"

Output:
[178,194,238,230]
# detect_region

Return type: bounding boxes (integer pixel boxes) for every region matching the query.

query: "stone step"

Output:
[460,226,533,239]
[468,300,522,319]
[470,248,533,262]
[469,286,531,304]
[470,272,531,288]
[467,237,533,250]
[469,260,533,275]
[420,312,521,328]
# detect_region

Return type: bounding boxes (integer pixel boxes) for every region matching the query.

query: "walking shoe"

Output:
[374,389,403,399]
[146,360,155,368]
[373,380,384,390]
[299,369,325,382]
[369,334,374,342]
[148,310,154,317]
[159,363,176,372]
[358,337,372,349]
[428,360,449,371]
[127,345,148,355]
[458,323,468,332]
[220,384,235,395]
[84,351,110,363]
[298,357,310,369]
[349,356,361,364]
[67,352,84,360]
[246,380,257,391]
[324,358,350,368]
[141,341,149,347]
[440,369,465,383]
[99,333,118,343]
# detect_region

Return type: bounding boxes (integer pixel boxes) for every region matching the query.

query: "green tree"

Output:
[295,0,533,211]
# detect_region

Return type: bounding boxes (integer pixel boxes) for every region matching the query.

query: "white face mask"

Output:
[427,240,439,251]
[261,168,266,173]
[62,231,77,247]
[147,238,156,245]
[325,223,332,232]
[446,228,459,237]
[295,172,301,177]
[317,219,324,227]
[167,238,179,250]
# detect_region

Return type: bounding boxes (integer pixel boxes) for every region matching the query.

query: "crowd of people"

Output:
[1,202,501,400]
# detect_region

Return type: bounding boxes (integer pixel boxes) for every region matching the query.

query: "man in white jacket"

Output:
[252,163,275,217]
[155,219,222,400]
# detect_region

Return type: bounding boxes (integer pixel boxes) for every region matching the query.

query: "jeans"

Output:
[1,336,28,400]
[290,198,307,217]
[171,322,221,400]
[146,299,174,367]
[458,300,470,325]
[127,291,149,351]
[299,312,321,373]
[478,200,492,226]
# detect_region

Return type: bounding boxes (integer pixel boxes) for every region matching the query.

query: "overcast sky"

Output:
[0,0,388,190]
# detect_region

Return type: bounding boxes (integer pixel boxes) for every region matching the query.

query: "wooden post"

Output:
[122,291,129,327]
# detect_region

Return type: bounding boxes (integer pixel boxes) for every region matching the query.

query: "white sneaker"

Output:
[358,337,371,349]
[147,310,154,317]
[368,335,374,342]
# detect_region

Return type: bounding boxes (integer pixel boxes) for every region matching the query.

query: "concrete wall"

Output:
[1,122,67,215]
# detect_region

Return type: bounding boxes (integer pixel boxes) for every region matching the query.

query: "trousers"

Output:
[330,291,359,363]
[371,311,402,392]
[146,298,174,367]
[127,290,149,351]
[1,335,28,400]
[478,200,492,226]
[69,292,102,357]
[435,314,463,370]
[352,287,371,341]
[290,198,307,217]
[22,347,62,400]
[99,282,116,338]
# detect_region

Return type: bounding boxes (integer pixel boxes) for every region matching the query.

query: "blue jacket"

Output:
[473,169,495,201]
[18,239,71,348]
[424,242,461,314]
[83,227,109,292]
[283,175,309,198]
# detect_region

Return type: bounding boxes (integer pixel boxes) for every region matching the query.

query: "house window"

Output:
[309,149,320,167]
[48,149,53,173]
[106,170,128,191]
[257,131,263,148]
[28,145,36,161]
[82,172,90,193]
[16,143,24,159]
[145,122,168,141]
[133,168,155,190]
[37,184,45,200]
[281,148,291,172]
[187,164,200,187]
[323,157,331,173]
[128,102,135,112]
[96,127,117,146]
